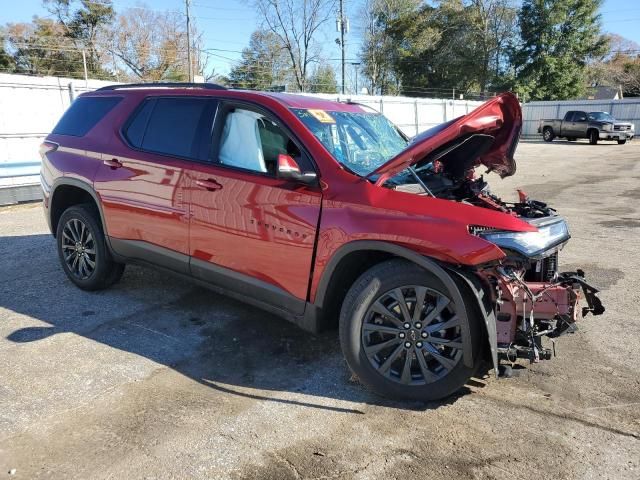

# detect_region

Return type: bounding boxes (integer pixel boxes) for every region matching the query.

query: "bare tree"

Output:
[104,8,188,81]
[469,0,518,93]
[254,0,334,92]
[588,34,640,96]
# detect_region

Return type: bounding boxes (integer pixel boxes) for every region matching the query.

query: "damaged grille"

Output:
[468,225,500,235]
[525,252,558,282]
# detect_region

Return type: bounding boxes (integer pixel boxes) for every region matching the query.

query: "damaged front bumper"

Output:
[494,269,605,363]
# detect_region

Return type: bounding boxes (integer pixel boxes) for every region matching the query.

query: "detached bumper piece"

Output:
[557,270,605,317]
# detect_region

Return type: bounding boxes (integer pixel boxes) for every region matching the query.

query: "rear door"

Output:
[187,101,322,313]
[94,96,217,273]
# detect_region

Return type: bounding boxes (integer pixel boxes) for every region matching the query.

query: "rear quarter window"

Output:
[52,96,122,136]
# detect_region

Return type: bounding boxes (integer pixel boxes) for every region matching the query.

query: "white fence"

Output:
[0,74,118,203]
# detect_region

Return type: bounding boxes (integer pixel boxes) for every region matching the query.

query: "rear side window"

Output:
[124,97,215,160]
[52,96,122,136]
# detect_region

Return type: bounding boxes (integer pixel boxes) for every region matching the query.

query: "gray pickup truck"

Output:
[538,110,634,144]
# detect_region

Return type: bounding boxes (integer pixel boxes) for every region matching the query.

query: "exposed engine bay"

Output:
[383,133,605,369]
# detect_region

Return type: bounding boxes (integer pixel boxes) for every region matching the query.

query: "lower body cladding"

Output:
[477,263,605,365]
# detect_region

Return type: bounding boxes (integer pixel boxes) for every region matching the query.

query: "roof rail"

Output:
[96,82,227,91]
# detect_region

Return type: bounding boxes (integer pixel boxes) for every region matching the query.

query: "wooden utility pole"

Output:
[81,49,88,87]
[185,0,193,82]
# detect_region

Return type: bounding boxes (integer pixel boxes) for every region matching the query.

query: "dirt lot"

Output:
[0,139,639,479]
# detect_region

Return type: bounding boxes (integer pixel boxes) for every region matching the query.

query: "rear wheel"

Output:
[339,259,481,401]
[618,139,627,145]
[543,127,554,142]
[56,204,125,291]
[589,129,599,145]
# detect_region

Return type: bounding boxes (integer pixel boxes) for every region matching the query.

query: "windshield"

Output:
[588,112,615,122]
[292,108,408,176]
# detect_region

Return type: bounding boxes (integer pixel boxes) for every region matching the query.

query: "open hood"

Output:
[372,92,522,186]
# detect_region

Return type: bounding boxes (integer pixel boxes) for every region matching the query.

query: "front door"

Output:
[187,102,322,313]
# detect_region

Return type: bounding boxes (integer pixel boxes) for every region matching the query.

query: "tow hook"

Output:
[557,269,605,316]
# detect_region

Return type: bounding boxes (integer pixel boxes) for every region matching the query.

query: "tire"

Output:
[56,204,125,291]
[589,130,598,145]
[339,259,482,401]
[618,139,626,145]
[542,127,554,142]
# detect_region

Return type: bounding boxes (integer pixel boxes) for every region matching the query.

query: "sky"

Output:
[0,0,638,85]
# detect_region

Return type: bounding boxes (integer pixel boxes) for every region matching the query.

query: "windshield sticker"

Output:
[308,109,335,123]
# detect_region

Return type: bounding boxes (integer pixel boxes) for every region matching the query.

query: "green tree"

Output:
[0,41,16,72]
[227,30,291,90]
[308,63,337,93]
[359,0,421,95]
[382,0,518,97]
[44,0,115,76]
[512,0,608,100]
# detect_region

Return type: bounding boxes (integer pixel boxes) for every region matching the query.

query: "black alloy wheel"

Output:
[56,204,125,290]
[61,218,97,280]
[361,286,462,385]
[339,259,481,401]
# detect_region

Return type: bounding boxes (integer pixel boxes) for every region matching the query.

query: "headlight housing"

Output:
[602,123,613,131]
[474,218,570,258]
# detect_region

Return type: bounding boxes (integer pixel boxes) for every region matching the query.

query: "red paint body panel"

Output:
[43,89,533,308]
[187,162,321,300]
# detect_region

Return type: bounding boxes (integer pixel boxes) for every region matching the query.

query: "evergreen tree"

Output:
[227,30,291,91]
[512,0,608,100]
[308,64,338,93]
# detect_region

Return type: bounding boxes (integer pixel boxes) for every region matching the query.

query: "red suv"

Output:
[40,84,604,401]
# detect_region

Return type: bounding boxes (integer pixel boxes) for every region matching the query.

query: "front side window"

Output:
[293,108,408,176]
[217,107,303,175]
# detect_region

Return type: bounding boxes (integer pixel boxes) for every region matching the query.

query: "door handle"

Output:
[103,158,123,169]
[195,178,223,191]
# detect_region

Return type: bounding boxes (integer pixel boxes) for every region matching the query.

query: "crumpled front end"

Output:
[471,209,605,365]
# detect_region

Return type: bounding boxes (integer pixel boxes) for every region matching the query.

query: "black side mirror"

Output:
[277,154,317,185]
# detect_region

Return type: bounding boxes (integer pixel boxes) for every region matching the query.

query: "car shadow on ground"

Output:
[1,233,480,414]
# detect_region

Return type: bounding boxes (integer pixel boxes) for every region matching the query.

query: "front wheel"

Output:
[589,130,599,145]
[618,139,627,145]
[339,259,481,401]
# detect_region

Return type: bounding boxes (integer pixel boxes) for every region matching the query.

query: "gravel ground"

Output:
[0,139,638,479]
